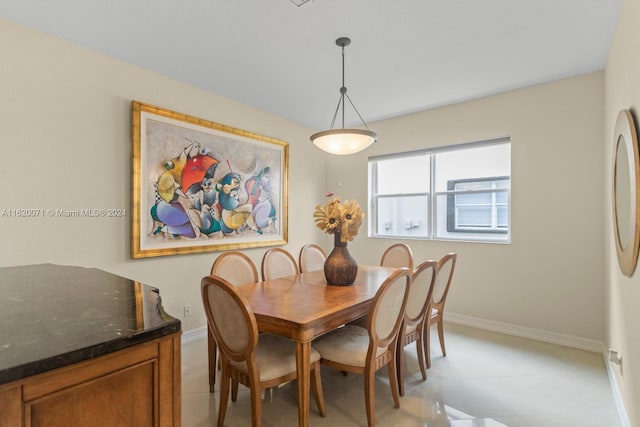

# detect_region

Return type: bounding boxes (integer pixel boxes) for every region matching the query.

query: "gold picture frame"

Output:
[131,101,288,258]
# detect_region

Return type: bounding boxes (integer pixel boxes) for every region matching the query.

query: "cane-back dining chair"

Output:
[350,242,414,329]
[210,251,259,285]
[298,244,327,273]
[350,243,413,328]
[380,243,414,270]
[208,251,259,392]
[425,252,458,368]
[395,260,438,396]
[261,247,298,281]
[313,268,411,427]
[202,275,326,427]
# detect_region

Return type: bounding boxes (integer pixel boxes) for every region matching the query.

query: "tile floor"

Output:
[181,323,621,426]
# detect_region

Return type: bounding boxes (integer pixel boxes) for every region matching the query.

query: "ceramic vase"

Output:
[324,232,358,286]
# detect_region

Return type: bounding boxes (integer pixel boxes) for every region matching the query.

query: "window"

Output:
[368,138,511,243]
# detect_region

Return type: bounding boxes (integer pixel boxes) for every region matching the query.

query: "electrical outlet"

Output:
[608,348,623,366]
[183,305,192,317]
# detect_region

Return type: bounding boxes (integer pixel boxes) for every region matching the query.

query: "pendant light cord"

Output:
[341,43,346,128]
[328,40,371,131]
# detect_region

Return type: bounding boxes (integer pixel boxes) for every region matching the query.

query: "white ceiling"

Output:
[0,0,622,130]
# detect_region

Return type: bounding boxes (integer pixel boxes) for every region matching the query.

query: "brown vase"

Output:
[324,232,358,286]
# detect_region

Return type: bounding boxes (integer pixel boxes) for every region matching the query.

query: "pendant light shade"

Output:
[310,37,377,155]
[311,128,377,155]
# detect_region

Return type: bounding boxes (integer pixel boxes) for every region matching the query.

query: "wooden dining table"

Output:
[234,265,398,427]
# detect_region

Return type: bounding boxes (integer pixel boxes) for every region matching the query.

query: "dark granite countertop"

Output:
[0,264,181,385]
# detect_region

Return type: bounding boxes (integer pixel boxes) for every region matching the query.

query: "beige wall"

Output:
[0,18,326,331]
[330,72,605,343]
[605,0,640,424]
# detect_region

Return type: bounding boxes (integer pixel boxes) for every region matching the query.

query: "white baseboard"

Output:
[445,312,603,352]
[603,349,632,427]
[181,325,207,345]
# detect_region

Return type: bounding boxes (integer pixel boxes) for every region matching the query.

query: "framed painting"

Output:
[131,101,288,258]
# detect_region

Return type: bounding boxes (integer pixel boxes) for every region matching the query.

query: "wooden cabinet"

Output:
[0,333,181,427]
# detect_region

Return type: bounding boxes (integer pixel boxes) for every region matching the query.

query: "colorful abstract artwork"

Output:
[131,102,288,258]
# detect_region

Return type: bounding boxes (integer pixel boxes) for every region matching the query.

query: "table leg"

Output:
[295,341,311,427]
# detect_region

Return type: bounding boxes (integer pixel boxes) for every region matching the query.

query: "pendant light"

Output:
[310,37,377,155]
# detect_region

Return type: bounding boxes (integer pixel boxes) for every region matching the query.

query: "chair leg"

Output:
[208,328,217,393]
[416,329,427,381]
[231,379,239,402]
[388,354,401,409]
[311,362,326,417]
[437,318,446,357]
[395,337,405,397]
[217,366,230,427]
[423,321,432,369]
[364,366,376,427]
[249,383,262,427]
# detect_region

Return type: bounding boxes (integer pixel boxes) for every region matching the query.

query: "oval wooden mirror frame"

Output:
[613,109,640,277]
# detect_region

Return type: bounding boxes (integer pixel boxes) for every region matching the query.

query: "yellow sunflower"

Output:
[313,203,340,234]
[340,199,364,242]
[314,197,364,241]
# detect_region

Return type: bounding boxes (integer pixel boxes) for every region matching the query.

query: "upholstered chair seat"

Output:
[313,326,386,367]
[229,334,321,381]
[403,323,417,335]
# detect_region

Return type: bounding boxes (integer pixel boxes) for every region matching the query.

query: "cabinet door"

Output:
[25,361,155,427]
[0,386,21,427]
[20,336,182,427]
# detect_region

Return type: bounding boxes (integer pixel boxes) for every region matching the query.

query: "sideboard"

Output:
[0,264,182,427]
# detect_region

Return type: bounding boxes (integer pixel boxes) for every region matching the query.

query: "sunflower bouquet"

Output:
[313,197,364,243]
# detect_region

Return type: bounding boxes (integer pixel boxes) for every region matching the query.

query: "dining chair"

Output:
[380,243,414,270]
[349,242,414,329]
[298,244,327,273]
[210,250,259,285]
[202,275,326,427]
[208,251,259,392]
[261,247,298,281]
[424,252,457,368]
[313,268,411,427]
[395,259,438,396]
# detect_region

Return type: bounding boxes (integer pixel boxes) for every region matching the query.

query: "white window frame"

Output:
[368,137,511,243]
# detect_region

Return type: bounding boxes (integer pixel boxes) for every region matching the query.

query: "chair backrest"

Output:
[210,251,259,286]
[432,253,457,307]
[367,268,411,350]
[201,275,258,363]
[404,260,438,326]
[298,244,327,273]
[380,243,414,270]
[261,248,298,281]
